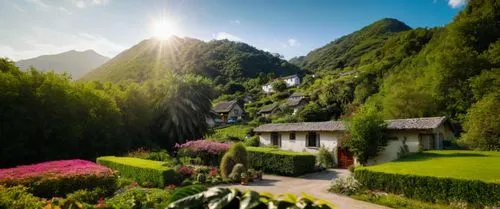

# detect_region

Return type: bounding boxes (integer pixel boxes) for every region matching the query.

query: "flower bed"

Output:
[0,159,117,197]
[176,140,230,166]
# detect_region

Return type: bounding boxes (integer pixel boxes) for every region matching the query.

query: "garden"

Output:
[0,139,334,209]
[328,150,500,208]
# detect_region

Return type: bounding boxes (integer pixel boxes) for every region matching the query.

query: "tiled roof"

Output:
[386,116,447,130]
[282,74,299,79]
[213,100,237,113]
[254,116,447,132]
[258,103,279,114]
[290,92,306,97]
[287,97,306,107]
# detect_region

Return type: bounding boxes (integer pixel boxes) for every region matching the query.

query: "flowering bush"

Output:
[328,176,361,196]
[176,140,230,166]
[209,168,219,177]
[0,159,117,197]
[177,166,194,178]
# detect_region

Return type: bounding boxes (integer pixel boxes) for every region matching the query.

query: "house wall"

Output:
[284,76,300,87]
[262,84,274,93]
[259,131,341,161]
[227,105,243,119]
[366,130,421,165]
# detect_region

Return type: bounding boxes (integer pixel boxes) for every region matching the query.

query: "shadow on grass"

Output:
[397,152,487,162]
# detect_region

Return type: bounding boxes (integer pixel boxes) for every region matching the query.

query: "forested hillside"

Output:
[286,0,500,150]
[82,37,300,83]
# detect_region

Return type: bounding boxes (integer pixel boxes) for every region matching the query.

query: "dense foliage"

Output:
[354,168,500,207]
[176,140,230,166]
[82,38,300,83]
[219,143,248,178]
[346,107,387,164]
[247,147,316,176]
[0,160,116,198]
[96,156,180,187]
[0,59,215,167]
[168,187,336,209]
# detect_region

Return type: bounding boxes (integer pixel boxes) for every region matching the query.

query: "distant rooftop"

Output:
[213,100,238,113]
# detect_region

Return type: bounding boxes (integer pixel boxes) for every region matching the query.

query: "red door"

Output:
[337,147,354,169]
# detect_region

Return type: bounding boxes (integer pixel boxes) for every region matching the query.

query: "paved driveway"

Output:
[217,169,389,209]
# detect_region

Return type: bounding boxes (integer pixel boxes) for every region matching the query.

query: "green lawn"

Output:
[365,150,500,183]
[211,125,254,140]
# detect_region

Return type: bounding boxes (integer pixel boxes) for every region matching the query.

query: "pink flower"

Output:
[176,140,230,154]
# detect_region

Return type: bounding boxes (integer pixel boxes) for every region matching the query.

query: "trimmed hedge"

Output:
[355,168,500,206]
[247,147,316,176]
[97,156,180,187]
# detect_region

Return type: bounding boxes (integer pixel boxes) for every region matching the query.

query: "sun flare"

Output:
[152,19,176,40]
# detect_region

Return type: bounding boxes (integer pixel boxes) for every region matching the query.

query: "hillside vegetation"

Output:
[82,37,300,83]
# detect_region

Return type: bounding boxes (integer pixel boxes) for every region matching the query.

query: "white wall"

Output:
[284,76,300,87]
[366,131,421,165]
[262,84,274,93]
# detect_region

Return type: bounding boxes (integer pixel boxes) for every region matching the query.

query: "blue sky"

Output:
[0,0,465,61]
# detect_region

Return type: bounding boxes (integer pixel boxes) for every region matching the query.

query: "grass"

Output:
[352,192,452,209]
[364,150,500,183]
[211,125,253,140]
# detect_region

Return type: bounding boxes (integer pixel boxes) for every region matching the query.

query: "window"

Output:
[306,132,319,147]
[271,132,280,147]
[289,132,296,140]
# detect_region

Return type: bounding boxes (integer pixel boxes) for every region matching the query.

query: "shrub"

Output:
[317,146,336,168]
[347,165,356,173]
[176,140,230,166]
[97,156,180,187]
[220,153,235,179]
[65,187,106,204]
[0,185,45,209]
[247,147,316,176]
[168,187,336,209]
[177,166,194,179]
[196,173,206,183]
[244,136,260,147]
[208,168,219,177]
[228,163,245,181]
[105,187,171,209]
[229,143,249,169]
[354,168,500,206]
[168,185,207,204]
[0,159,117,198]
[219,143,248,178]
[328,176,361,196]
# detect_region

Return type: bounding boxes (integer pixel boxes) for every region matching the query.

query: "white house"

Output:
[261,74,301,93]
[287,92,308,115]
[254,116,454,168]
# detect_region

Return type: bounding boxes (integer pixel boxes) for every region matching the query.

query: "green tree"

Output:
[346,107,387,165]
[459,92,500,150]
[271,79,287,92]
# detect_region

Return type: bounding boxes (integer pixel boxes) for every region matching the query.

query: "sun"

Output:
[152,19,176,40]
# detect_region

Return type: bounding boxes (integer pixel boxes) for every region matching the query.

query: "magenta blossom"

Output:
[176,140,230,154]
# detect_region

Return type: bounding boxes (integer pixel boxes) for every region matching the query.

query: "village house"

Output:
[261,74,301,93]
[213,100,244,122]
[258,103,280,117]
[287,92,308,115]
[254,116,454,168]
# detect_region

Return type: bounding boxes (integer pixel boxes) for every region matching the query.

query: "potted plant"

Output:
[240,172,249,185]
[247,169,255,182]
[255,170,263,180]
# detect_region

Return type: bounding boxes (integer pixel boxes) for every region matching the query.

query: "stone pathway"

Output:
[217,169,389,209]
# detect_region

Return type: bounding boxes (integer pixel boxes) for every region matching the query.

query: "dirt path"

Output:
[217,169,389,209]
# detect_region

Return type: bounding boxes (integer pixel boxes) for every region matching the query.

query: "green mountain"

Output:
[290,18,412,71]
[82,37,300,83]
[16,49,109,79]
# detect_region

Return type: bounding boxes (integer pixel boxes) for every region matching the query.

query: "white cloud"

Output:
[11,2,27,13]
[213,32,243,42]
[230,20,241,25]
[26,0,50,10]
[58,7,72,15]
[287,38,300,47]
[448,0,466,8]
[72,0,111,8]
[3,27,125,61]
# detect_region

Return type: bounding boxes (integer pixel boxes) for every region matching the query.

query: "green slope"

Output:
[82,36,300,83]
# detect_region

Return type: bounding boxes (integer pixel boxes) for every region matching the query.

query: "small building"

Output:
[254,116,454,167]
[213,100,244,122]
[258,103,280,118]
[287,92,308,115]
[282,74,300,87]
[261,74,301,93]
